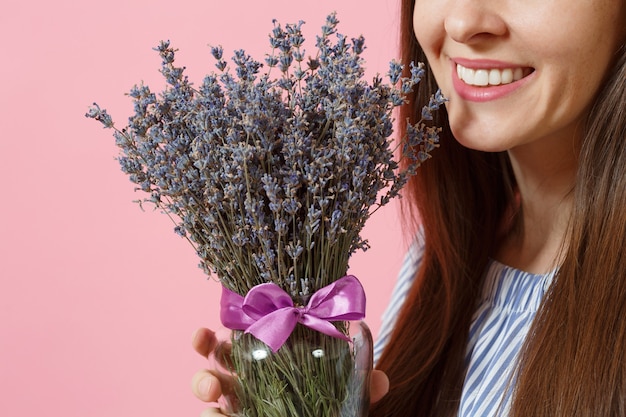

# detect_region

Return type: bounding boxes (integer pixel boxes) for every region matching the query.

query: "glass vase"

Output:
[220,320,373,417]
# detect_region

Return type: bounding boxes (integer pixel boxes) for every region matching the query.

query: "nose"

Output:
[443,0,508,45]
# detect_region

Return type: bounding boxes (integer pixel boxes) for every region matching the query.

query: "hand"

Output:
[191,328,390,416]
[191,328,234,417]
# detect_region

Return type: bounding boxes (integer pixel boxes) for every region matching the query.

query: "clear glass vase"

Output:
[220,321,373,417]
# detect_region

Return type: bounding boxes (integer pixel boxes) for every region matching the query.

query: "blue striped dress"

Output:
[373,234,557,416]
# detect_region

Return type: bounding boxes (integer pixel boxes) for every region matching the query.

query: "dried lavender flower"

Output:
[86,11,444,296]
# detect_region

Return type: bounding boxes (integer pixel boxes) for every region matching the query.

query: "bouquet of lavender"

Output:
[87,12,443,417]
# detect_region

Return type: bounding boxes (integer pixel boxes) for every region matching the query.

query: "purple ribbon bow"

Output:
[220,275,366,352]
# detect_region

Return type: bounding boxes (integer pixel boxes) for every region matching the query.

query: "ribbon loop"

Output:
[220,275,366,352]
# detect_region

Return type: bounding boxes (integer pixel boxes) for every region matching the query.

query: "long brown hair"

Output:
[370,1,626,416]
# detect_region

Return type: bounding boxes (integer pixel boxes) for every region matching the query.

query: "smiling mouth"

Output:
[456,63,534,87]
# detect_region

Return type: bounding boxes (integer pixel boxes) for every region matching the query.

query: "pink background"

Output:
[0,1,411,416]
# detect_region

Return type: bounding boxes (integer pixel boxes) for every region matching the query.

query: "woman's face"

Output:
[413,0,625,153]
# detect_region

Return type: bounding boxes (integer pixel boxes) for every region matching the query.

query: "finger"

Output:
[191,369,223,402]
[370,370,390,404]
[192,328,218,358]
[192,367,237,401]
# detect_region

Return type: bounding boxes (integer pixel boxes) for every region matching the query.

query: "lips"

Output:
[450,59,536,102]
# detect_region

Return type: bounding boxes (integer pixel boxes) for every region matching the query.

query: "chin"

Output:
[449,125,511,153]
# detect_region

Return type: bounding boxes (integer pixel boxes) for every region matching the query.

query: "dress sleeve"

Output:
[373,229,425,364]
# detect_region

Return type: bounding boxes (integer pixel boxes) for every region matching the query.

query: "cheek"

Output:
[538,26,618,108]
[412,2,444,53]
[412,4,448,87]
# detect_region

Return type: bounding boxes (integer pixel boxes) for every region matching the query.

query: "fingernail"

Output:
[199,376,212,396]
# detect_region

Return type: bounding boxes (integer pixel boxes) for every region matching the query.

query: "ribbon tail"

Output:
[246,308,300,352]
[300,315,351,342]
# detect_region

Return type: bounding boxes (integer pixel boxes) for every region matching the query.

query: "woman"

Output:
[192,0,626,415]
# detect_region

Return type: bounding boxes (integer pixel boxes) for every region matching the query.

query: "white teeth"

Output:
[488,69,501,85]
[456,63,529,86]
[501,68,513,84]
[473,69,489,86]
[461,67,475,84]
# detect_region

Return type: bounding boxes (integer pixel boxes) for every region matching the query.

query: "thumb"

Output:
[370,370,390,404]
